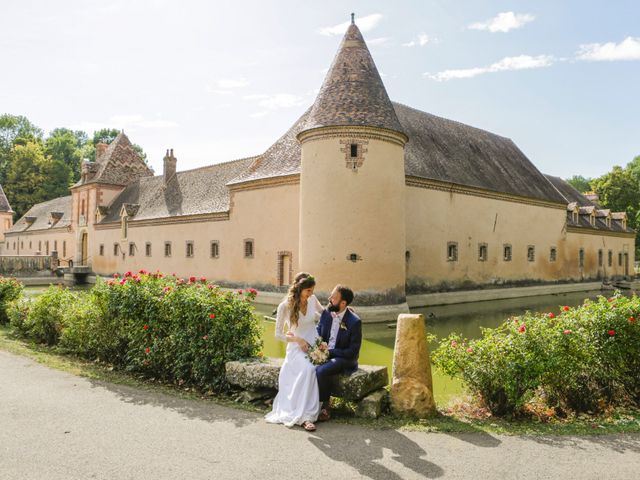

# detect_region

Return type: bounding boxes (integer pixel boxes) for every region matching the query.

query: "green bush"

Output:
[24,285,76,345]
[433,292,640,415]
[13,270,263,391]
[8,297,32,337]
[0,277,24,324]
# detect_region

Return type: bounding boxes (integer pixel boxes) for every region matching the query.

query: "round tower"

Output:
[297,18,409,315]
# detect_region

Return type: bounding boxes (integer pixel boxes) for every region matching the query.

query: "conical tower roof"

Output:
[301,18,404,136]
[0,184,13,213]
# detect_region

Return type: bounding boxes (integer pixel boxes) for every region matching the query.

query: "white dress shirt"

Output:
[328,309,347,349]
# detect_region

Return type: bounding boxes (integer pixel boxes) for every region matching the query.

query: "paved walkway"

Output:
[1,349,639,480]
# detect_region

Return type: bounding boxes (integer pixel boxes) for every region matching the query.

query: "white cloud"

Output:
[243,93,306,110]
[206,77,249,95]
[402,33,431,47]
[469,12,535,33]
[577,36,640,61]
[249,111,268,118]
[318,13,383,36]
[368,37,390,46]
[426,54,554,81]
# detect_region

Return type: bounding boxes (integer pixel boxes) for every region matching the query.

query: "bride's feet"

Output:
[301,421,316,432]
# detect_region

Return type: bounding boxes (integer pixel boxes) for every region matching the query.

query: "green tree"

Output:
[3,141,48,218]
[0,114,43,184]
[45,128,88,183]
[566,175,593,193]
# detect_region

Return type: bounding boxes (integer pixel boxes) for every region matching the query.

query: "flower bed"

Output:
[433,293,640,416]
[7,271,262,391]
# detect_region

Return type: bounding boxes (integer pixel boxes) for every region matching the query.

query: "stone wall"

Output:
[0,255,54,276]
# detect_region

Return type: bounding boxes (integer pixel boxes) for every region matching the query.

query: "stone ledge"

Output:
[225,358,388,401]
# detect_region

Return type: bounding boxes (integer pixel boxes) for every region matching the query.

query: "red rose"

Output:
[238,289,244,294]
[200,276,207,282]
[125,271,132,277]
[562,306,570,312]
[519,324,526,333]
[450,340,458,348]
[113,273,120,278]
[629,317,636,323]
[207,284,214,290]
[608,329,616,336]
[466,347,474,353]
[143,325,149,330]
[563,329,572,335]
[189,276,196,283]
[209,314,216,319]
[145,347,150,354]
[548,312,556,319]
[120,278,127,285]
[249,288,258,295]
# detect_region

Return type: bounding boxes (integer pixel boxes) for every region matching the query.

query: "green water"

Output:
[24,284,621,404]
[255,289,618,403]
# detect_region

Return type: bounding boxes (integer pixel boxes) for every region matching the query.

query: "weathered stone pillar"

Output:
[390,313,437,417]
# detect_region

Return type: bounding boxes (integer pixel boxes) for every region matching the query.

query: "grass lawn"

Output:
[1,324,639,436]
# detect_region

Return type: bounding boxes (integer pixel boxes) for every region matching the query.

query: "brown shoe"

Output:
[317,408,331,422]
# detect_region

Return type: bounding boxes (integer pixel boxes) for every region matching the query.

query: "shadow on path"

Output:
[307,424,444,480]
[529,433,640,454]
[88,379,259,429]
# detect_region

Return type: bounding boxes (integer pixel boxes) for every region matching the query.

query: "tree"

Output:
[0,114,43,184]
[45,128,88,182]
[90,128,147,163]
[3,141,48,218]
[565,175,593,193]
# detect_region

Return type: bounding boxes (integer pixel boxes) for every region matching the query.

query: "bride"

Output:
[265,273,323,431]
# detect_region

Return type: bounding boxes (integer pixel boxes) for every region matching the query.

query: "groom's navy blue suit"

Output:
[315,308,362,402]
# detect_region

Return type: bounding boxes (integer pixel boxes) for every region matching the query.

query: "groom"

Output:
[316,285,362,421]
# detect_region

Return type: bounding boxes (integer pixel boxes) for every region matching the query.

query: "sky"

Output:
[1,0,639,179]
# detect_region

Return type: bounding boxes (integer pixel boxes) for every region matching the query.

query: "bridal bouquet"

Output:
[307,338,330,366]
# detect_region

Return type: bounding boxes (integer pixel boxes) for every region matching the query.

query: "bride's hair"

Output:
[287,273,316,328]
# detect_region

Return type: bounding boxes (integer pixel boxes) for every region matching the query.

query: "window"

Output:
[186,241,194,258]
[608,250,613,267]
[527,246,535,262]
[572,211,578,223]
[63,241,66,258]
[210,241,219,258]
[45,241,49,255]
[129,243,135,256]
[38,240,42,252]
[244,239,254,258]
[447,242,458,262]
[113,243,119,256]
[478,243,488,262]
[121,217,128,238]
[589,214,595,226]
[579,248,585,268]
[405,250,411,262]
[54,240,57,252]
[550,247,557,262]
[619,252,623,267]
[21,241,23,250]
[503,244,512,261]
[99,244,104,256]
[29,241,32,249]
[598,249,603,267]
[145,242,152,257]
[350,144,358,158]
[164,241,172,257]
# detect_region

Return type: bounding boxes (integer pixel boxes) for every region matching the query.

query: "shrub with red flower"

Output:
[209,314,216,319]
[629,317,636,323]
[125,271,132,277]
[608,329,616,337]
[189,276,197,283]
[200,276,207,283]
[562,306,570,312]
[145,347,150,354]
[113,273,120,278]
[563,329,572,335]
[518,324,526,333]
[547,312,555,319]
[143,325,149,330]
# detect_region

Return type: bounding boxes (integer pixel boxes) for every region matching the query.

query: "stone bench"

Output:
[225,358,389,418]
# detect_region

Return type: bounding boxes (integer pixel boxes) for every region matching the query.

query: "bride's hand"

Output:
[298,338,310,352]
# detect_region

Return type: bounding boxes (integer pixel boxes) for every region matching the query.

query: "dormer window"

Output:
[572,211,578,223]
[589,214,595,226]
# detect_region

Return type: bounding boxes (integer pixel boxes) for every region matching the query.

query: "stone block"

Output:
[355,388,388,419]
[225,358,388,401]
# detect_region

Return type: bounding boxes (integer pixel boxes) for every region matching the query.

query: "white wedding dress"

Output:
[265,295,322,427]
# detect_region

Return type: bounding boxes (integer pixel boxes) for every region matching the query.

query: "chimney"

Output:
[163,148,177,184]
[96,142,108,159]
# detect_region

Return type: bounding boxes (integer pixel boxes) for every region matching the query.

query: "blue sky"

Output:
[1,0,638,179]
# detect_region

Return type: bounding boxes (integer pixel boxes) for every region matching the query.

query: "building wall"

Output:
[564,230,634,279]
[90,183,300,288]
[299,128,407,302]
[3,229,75,261]
[405,185,634,291]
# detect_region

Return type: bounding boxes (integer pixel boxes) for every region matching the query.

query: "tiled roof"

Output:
[101,157,255,223]
[544,175,599,207]
[7,196,72,233]
[78,132,153,186]
[0,184,13,213]
[300,22,404,135]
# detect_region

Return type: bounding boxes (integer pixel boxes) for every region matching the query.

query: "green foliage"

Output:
[13,272,263,391]
[433,293,640,416]
[565,175,592,193]
[4,141,49,218]
[45,128,87,182]
[0,277,24,324]
[8,297,32,337]
[0,114,43,184]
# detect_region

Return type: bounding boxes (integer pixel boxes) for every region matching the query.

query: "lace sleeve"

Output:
[274,302,289,342]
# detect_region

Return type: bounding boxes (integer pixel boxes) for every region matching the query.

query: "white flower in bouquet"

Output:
[306,338,330,365]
